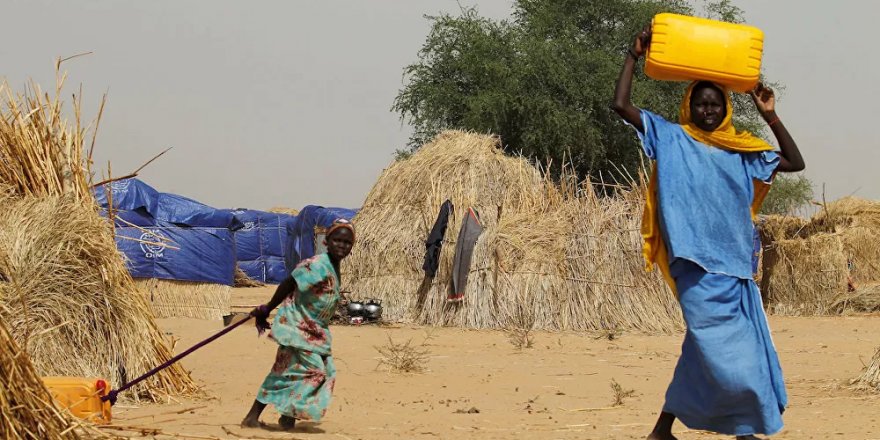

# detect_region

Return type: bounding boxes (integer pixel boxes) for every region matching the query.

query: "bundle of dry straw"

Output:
[0,315,86,440]
[234,266,265,288]
[760,197,880,315]
[268,206,300,216]
[0,71,196,400]
[346,130,681,333]
[853,345,880,392]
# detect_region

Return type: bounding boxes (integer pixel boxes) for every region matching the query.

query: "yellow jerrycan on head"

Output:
[645,13,764,92]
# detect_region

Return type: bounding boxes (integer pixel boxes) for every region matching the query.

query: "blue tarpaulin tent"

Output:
[226,209,297,284]
[94,178,241,286]
[285,205,358,271]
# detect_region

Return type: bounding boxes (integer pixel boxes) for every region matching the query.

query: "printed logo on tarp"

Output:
[110,179,131,193]
[140,229,168,258]
[242,221,256,231]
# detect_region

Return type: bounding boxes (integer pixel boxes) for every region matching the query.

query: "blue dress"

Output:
[637,110,788,436]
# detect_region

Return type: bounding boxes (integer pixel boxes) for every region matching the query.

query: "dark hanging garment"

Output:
[422,200,454,278]
[448,207,483,302]
[415,200,453,311]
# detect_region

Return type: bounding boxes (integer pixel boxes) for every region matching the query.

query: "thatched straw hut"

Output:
[759,197,880,315]
[346,130,681,333]
[0,74,196,400]
[0,316,86,439]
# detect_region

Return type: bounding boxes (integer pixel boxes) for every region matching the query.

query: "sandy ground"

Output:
[107,286,880,440]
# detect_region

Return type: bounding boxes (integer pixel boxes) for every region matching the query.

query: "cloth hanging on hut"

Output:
[423,199,454,278]
[448,207,482,302]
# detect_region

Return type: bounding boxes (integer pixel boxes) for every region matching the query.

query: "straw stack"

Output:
[0,73,196,400]
[760,233,848,315]
[0,195,196,400]
[0,315,86,440]
[759,197,880,315]
[346,130,682,333]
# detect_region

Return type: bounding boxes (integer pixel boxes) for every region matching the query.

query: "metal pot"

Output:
[346,300,365,317]
[364,299,383,321]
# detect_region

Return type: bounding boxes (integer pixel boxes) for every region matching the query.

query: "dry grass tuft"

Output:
[374,334,431,374]
[610,378,636,407]
[506,306,536,350]
[506,328,535,350]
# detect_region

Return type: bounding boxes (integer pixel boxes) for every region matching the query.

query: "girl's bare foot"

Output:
[279,415,296,431]
[240,416,262,429]
[241,400,268,429]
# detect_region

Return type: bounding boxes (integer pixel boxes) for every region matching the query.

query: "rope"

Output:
[102,314,253,404]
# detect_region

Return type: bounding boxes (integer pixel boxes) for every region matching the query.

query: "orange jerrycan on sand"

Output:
[645,13,764,92]
[42,377,112,424]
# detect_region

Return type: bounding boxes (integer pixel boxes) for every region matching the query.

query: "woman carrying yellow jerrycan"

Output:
[612,23,805,440]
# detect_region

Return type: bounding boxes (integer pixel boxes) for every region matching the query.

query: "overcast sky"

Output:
[2,1,875,210]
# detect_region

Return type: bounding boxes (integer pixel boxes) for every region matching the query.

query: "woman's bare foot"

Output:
[646,411,677,440]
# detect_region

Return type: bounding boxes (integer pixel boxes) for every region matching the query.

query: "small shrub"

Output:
[610,378,636,406]
[375,334,431,373]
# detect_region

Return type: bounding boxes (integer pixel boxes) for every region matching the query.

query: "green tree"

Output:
[760,174,814,216]
[393,0,774,179]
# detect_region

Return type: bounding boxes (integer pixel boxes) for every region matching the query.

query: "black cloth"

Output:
[422,200,454,278]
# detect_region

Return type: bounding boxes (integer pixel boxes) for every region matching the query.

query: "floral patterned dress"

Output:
[255,253,340,421]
